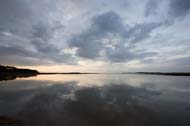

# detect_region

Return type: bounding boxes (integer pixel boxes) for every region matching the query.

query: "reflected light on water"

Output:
[19,74,147,87]
[0,74,190,126]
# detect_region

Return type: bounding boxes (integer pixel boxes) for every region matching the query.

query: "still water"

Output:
[0,74,190,126]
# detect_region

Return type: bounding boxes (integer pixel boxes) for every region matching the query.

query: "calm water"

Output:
[0,74,190,126]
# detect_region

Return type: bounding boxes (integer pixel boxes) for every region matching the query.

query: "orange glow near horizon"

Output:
[16,65,107,73]
[14,60,142,73]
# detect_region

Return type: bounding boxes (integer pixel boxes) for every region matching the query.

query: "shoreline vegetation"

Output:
[0,65,39,81]
[0,64,190,81]
[121,72,190,76]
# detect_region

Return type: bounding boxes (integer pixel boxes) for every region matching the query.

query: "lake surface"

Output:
[0,74,190,126]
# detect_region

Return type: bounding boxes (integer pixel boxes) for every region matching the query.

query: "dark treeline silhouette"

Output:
[137,72,190,76]
[122,72,190,76]
[0,65,39,81]
[0,65,39,74]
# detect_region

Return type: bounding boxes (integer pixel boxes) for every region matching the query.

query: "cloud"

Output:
[69,11,159,62]
[145,0,190,19]
[105,45,157,62]
[145,0,161,17]
[0,0,77,66]
[0,24,75,65]
[0,0,189,72]
[91,11,127,36]
[125,22,161,43]
[69,11,126,59]
[168,0,190,18]
[0,55,52,66]
[172,57,190,66]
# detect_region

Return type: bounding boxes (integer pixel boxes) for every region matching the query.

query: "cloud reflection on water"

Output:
[0,74,190,126]
[17,82,160,126]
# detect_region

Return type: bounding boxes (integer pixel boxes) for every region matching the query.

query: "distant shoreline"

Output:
[38,72,190,76]
[38,72,101,75]
[1,64,190,81]
[121,72,190,76]
[0,65,38,81]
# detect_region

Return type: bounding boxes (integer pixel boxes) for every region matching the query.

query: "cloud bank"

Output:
[0,0,190,72]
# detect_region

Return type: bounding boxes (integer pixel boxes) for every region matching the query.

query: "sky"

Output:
[0,0,190,72]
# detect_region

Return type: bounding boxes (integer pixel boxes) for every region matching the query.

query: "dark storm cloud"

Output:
[69,11,159,62]
[91,11,127,36]
[145,0,190,19]
[69,11,126,59]
[169,0,190,18]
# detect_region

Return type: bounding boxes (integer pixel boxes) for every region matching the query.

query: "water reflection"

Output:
[0,74,190,126]
[0,74,37,81]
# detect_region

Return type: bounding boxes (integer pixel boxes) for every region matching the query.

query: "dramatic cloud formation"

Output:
[169,0,190,18]
[0,0,190,72]
[70,11,160,62]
